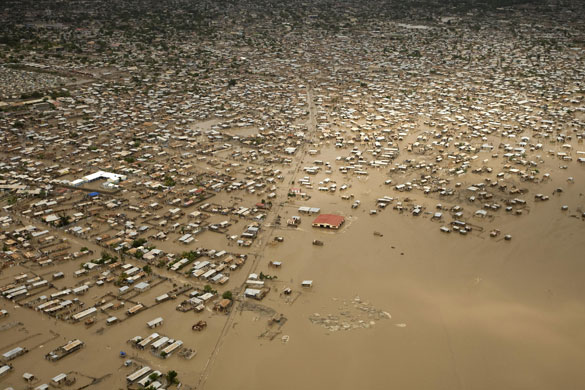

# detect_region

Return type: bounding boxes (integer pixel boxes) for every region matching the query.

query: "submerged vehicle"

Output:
[192,320,207,331]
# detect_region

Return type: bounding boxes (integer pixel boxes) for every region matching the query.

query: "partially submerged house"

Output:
[311,214,345,229]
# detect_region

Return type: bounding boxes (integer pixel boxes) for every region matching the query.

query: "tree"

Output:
[222,290,233,300]
[181,251,200,261]
[143,265,152,274]
[203,284,213,293]
[132,238,147,248]
[163,176,176,187]
[166,370,178,384]
[57,214,71,227]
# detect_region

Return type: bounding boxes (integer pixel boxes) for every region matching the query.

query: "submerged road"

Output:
[195,85,317,389]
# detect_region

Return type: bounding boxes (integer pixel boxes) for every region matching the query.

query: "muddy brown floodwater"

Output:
[199,144,585,390]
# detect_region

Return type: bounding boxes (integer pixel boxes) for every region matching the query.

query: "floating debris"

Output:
[309,296,392,332]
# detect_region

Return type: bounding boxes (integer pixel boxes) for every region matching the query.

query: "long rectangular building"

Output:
[126,366,151,383]
[72,307,97,321]
[161,340,182,357]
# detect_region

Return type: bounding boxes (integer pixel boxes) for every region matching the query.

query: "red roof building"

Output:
[311,214,345,229]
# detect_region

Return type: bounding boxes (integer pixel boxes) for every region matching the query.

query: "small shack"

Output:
[134,282,150,292]
[52,373,67,385]
[214,299,233,312]
[301,280,313,288]
[147,317,163,329]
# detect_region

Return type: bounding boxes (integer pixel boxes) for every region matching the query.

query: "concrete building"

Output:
[311,214,345,229]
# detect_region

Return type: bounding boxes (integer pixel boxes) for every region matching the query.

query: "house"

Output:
[146,317,163,328]
[311,214,345,229]
[126,366,151,384]
[214,299,232,312]
[2,346,27,362]
[134,281,150,292]
[244,288,266,300]
[52,373,67,385]
[0,364,12,377]
[298,206,320,214]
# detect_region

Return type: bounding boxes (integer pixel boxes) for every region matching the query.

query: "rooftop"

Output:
[312,214,345,228]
